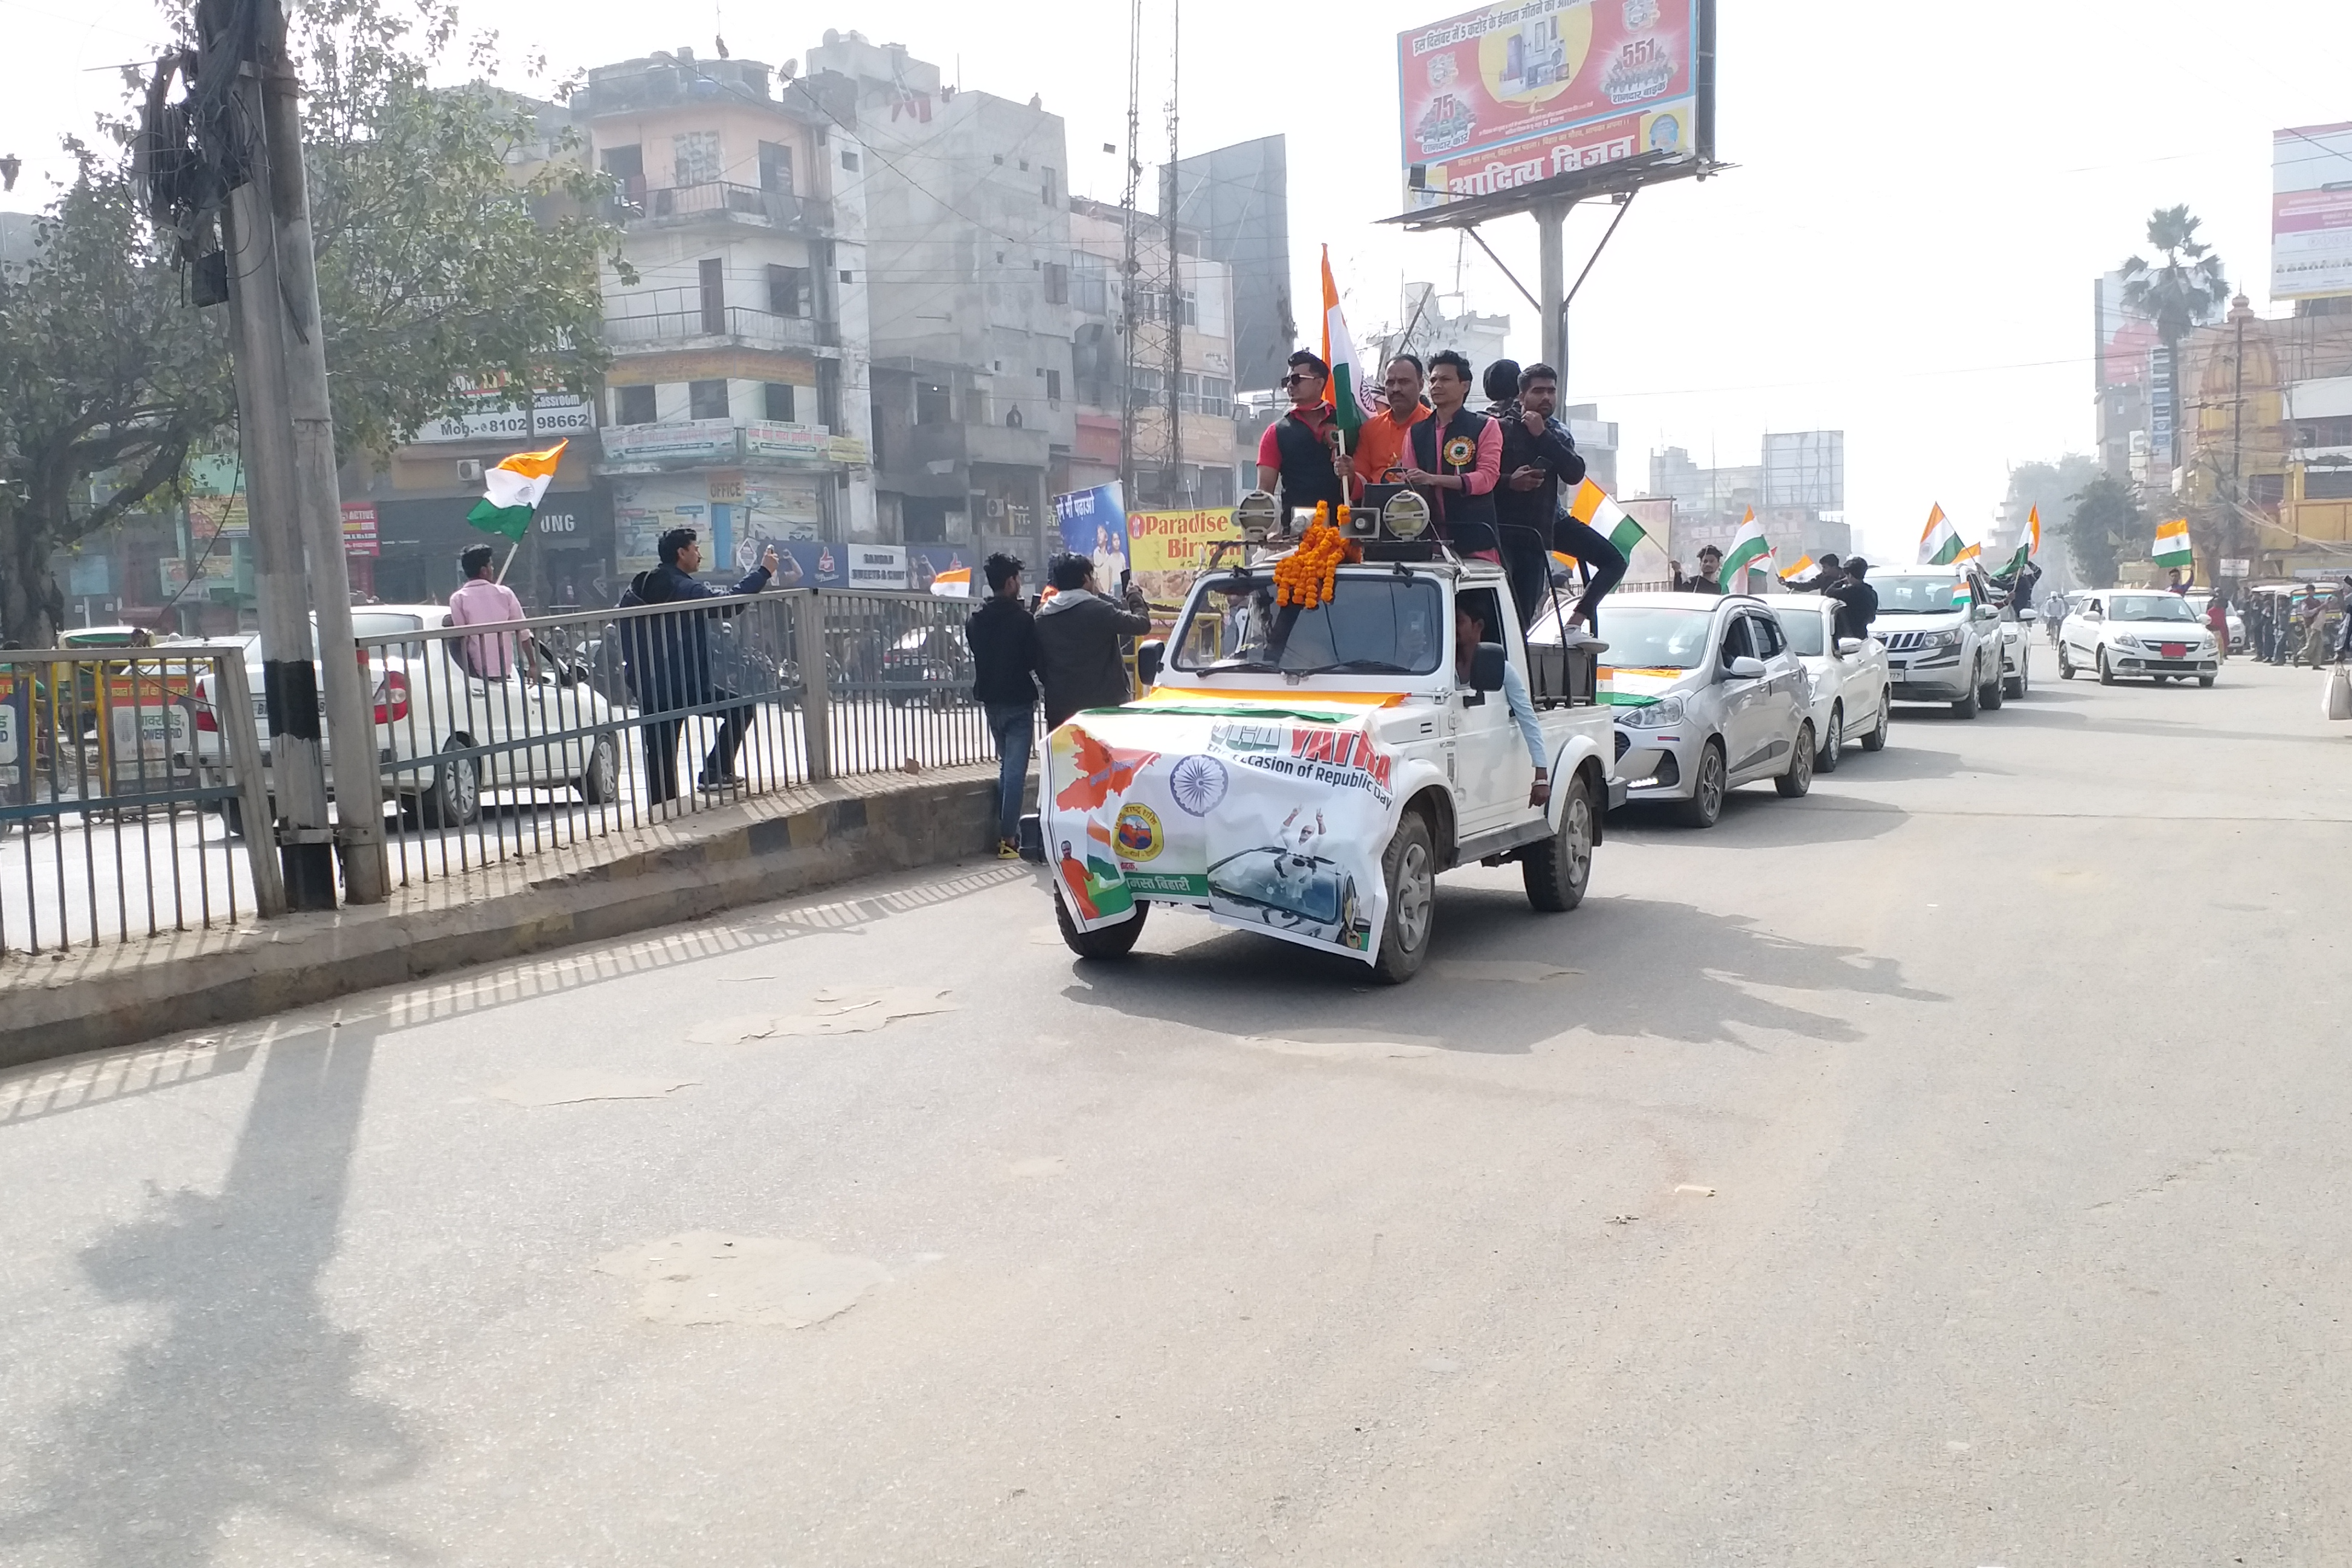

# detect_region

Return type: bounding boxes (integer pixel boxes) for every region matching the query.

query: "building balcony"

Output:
[909,421,1051,473]
[604,305,836,353]
[610,180,833,234]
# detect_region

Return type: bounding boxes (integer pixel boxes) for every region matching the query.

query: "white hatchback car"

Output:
[1769,597,1890,771]
[1595,591,1817,828]
[2056,590,2221,686]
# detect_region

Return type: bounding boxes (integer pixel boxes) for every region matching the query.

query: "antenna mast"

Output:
[1163,0,1183,507]
[1118,0,1143,505]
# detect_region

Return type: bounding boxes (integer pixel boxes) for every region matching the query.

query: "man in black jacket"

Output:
[1034,553,1153,730]
[629,526,777,804]
[1254,349,1353,520]
[1797,555,1878,644]
[966,552,1040,857]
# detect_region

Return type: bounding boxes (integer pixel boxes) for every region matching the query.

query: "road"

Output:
[2,657,2348,1564]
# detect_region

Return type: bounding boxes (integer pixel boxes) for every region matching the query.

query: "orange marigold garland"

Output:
[1273,505,1360,609]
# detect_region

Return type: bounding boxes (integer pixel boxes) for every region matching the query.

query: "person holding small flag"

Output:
[632,526,780,804]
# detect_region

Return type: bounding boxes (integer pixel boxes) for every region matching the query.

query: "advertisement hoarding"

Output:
[2094,270,2158,393]
[1761,431,1844,511]
[2272,123,2352,302]
[1399,0,1706,211]
[1052,483,1131,581]
[341,501,379,558]
[411,388,594,445]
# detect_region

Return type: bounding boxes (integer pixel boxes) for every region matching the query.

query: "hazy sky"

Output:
[7,1,2350,561]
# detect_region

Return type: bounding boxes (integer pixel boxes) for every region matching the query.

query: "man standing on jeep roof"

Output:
[1255,350,1353,518]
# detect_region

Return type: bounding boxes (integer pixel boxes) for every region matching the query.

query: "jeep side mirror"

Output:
[1469,641,1507,692]
[1136,638,1165,688]
[1835,637,1864,656]
[1726,655,1766,679]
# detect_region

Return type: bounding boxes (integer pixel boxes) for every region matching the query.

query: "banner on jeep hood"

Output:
[1042,705,1398,964]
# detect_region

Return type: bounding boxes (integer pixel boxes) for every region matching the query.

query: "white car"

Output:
[194,604,626,831]
[1596,591,1817,828]
[2183,590,2246,652]
[1769,597,1890,771]
[2056,590,2221,686]
[1869,568,2010,717]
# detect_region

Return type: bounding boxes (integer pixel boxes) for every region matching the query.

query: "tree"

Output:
[0,0,621,644]
[2120,204,2229,474]
[2002,455,2101,590]
[2063,474,2143,588]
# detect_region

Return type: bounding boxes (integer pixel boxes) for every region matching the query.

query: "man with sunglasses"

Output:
[1254,350,1353,520]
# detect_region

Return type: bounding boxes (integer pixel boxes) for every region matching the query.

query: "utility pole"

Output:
[1535,199,1569,378]
[1161,0,1183,508]
[2229,293,2249,575]
[258,0,385,902]
[1117,0,1143,507]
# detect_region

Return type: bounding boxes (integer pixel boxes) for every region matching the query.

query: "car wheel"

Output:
[1776,722,1815,797]
[1372,809,1437,984]
[575,734,619,804]
[1055,890,1149,959]
[1952,675,1980,718]
[2057,644,2076,679]
[2198,675,2216,687]
[1858,696,1890,752]
[2097,649,2117,686]
[2004,659,2026,699]
[1815,703,1843,773]
[419,738,481,827]
[1673,740,1728,828]
[1979,658,2005,710]
[1523,771,1595,913]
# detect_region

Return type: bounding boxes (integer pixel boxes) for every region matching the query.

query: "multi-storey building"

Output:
[806,31,1073,564]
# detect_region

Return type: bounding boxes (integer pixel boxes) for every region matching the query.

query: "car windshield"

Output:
[2109,594,2198,622]
[1170,572,1445,675]
[1589,606,1715,669]
[1873,577,1965,614]
[1770,607,1827,656]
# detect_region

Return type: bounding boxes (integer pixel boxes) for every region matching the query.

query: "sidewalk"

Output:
[2,762,1024,1070]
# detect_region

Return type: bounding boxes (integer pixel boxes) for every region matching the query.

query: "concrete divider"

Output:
[2,763,1022,1070]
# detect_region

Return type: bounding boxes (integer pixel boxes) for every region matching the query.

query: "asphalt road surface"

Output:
[3,658,2347,1565]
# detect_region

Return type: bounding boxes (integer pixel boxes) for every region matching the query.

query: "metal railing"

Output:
[1,590,1008,952]
[0,646,282,956]
[619,182,834,231]
[604,305,834,351]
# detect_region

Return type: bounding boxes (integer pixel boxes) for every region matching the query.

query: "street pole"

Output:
[1535,200,1568,380]
[259,0,386,903]
[2230,295,2248,578]
[207,9,335,909]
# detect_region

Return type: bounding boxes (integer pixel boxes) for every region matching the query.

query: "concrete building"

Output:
[1171,136,1293,398]
[806,30,1074,563]
[2175,295,2352,576]
[1648,442,1849,569]
[1065,195,1241,509]
[1376,284,1510,386]
[581,48,877,581]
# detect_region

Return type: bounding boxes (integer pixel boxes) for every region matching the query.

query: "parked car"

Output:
[1868,567,2010,717]
[2182,590,2247,653]
[1598,591,1817,828]
[2055,589,2221,686]
[1769,597,1890,771]
[192,604,626,833]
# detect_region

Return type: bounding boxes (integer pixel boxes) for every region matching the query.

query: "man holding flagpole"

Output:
[635,527,782,805]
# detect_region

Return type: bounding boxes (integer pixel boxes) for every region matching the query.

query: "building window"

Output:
[2308,470,2352,500]
[1042,261,1069,305]
[763,382,796,422]
[698,258,725,335]
[2296,415,2352,447]
[2249,473,2286,507]
[1046,368,1062,407]
[993,154,1005,166]
[766,263,811,316]
[688,379,729,420]
[758,140,793,194]
[616,384,656,425]
[916,382,953,425]
[1074,252,1109,315]
[1041,166,1057,204]
[840,149,860,172]
[673,129,721,188]
[839,269,854,284]
[600,144,645,207]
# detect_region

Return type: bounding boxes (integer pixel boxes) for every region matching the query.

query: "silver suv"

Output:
[1870,568,2008,717]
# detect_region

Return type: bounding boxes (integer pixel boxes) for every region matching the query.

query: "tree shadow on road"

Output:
[0,1019,426,1566]
[1060,892,1944,1058]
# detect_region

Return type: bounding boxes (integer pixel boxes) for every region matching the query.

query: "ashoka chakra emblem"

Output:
[1168,754,1229,816]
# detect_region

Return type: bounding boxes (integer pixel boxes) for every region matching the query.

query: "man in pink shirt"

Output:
[448,543,532,678]
[1399,349,1503,560]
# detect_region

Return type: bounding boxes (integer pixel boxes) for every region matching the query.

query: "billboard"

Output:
[1052,483,1131,581]
[1762,431,1844,511]
[2272,123,2352,302]
[2094,270,2159,393]
[1399,0,1708,210]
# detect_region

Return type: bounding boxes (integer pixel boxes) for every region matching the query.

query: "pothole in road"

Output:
[595,1230,891,1327]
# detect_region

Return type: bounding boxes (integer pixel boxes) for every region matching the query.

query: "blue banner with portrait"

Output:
[1052,482,1130,585]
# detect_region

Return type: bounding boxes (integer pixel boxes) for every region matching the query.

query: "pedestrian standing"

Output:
[629,527,778,803]
[2206,587,2230,662]
[966,552,1040,858]
[448,543,534,678]
[1033,554,1153,730]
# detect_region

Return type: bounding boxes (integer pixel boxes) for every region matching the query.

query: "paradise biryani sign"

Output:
[1044,706,1399,963]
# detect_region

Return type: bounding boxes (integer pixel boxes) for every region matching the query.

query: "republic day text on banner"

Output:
[1042,706,1400,964]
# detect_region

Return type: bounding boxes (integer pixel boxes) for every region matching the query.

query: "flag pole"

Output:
[495,539,521,585]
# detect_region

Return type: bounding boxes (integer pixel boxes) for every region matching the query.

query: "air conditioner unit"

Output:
[456,459,485,482]
[987,498,1006,518]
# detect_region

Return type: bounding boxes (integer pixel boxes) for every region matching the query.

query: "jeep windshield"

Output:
[1170,572,1445,676]
[1873,577,1966,614]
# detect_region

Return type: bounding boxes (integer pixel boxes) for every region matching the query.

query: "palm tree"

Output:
[2120,206,2230,471]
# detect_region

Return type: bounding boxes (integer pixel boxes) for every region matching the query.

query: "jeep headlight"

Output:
[1925,629,1963,650]
[1616,694,1687,730]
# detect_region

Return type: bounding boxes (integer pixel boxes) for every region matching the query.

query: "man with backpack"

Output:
[966,552,1041,858]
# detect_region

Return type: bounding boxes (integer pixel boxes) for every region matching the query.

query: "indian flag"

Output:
[1319,247,1378,445]
[1719,509,1772,590]
[1918,503,1965,566]
[2028,505,2042,558]
[1778,554,1814,582]
[2153,517,2194,568]
[466,440,567,541]
[930,564,973,597]
[1567,477,1648,558]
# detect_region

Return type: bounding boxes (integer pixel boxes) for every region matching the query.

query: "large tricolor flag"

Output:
[1918,503,1965,566]
[929,563,973,597]
[1567,477,1650,559]
[2152,517,2194,568]
[1719,509,1772,589]
[466,440,568,541]
[1319,247,1378,445]
[1995,505,2043,578]
[1779,554,1815,582]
